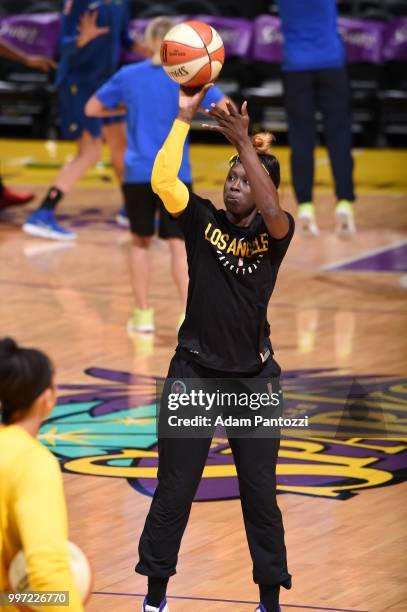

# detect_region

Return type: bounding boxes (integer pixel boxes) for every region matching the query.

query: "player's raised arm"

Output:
[151,85,212,217]
[203,101,290,239]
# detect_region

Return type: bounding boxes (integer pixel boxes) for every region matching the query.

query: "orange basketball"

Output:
[160,20,225,88]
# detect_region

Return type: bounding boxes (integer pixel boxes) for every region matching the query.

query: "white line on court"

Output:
[320,238,407,271]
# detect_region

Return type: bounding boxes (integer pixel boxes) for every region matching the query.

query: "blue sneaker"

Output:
[142,597,169,611]
[116,205,129,228]
[23,209,76,241]
[255,605,281,612]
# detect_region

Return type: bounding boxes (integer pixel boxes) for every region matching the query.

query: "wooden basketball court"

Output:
[1,139,406,612]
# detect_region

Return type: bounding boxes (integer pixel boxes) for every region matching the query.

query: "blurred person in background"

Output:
[277,0,356,237]
[0,43,55,211]
[22,0,146,241]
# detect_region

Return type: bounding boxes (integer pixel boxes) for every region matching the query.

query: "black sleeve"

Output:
[176,192,216,238]
[268,212,295,265]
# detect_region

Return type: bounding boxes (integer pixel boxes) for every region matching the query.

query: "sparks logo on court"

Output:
[39,368,407,501]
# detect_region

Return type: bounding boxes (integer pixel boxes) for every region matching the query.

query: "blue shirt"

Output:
[56,0,133,88]
[277,0,345,71]
[96,60,224,183]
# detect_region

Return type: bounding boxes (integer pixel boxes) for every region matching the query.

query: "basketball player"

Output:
[278,0,356,237]
[22,0,144,241]
[135,88,293,612]
[0,43,55,210]
[85,17,229,333]
[0,338,83,611]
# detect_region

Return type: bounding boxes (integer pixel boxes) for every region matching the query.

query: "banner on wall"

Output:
[195,15,253,58]
[0,13,60,59]
[338,17,384,63]
[0,13,406,64]
[382,16,407,61]
[252,15,283,63]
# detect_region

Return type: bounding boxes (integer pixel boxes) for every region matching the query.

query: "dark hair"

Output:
[0,338,53,425]
[229,132,281,189]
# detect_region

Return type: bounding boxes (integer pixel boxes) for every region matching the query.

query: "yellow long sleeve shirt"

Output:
[0,425,84,611]
[151,118,190,214]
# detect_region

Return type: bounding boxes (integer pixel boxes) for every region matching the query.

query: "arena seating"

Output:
[0,0,406,145]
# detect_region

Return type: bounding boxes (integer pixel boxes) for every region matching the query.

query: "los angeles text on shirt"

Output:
[176,193,295,371]
[204,222,269,258]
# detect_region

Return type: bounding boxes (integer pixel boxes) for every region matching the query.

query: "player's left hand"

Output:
[202,100,251,148]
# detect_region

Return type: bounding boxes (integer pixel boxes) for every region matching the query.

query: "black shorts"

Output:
[122,182,188,239]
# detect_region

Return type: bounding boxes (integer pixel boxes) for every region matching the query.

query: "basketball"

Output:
[160,20,225,87]
[8,541,92,603]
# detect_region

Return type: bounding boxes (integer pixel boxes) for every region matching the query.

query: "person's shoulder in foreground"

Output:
[0,423,56,464]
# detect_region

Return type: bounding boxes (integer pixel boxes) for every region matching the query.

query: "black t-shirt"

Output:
[177,193,295,373]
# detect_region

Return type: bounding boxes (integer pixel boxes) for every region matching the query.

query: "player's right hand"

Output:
[178,84,213,124]
[77,11,110,48]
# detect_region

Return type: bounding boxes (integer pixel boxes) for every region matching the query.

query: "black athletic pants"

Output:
[283,67,355,205]
[136,351,292,590]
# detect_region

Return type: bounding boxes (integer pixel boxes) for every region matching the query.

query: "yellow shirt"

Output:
[151,118,190,214]
[0,425,84,611]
